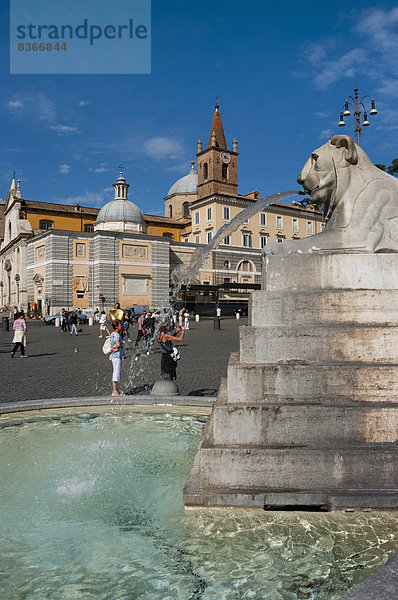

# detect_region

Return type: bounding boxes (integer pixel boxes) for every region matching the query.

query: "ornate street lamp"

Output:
[338,84,378,145]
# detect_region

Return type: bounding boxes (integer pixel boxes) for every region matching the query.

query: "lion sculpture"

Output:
[264,134,398,255]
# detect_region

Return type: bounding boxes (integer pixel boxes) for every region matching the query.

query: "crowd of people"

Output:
[5,302,198,396]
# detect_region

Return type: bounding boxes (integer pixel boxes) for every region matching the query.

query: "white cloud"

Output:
[36,93,56,122]
[312,47,368,90]
[142,136,184,160]
[319,129,334,140]
[50,124,81,136]
[88,163,110,173]
[59,164,71,174]
[7,98,24,110]
[56,188,111,208]
[78,100,89,107]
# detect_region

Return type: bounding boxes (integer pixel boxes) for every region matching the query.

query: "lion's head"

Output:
[297,135,359,208]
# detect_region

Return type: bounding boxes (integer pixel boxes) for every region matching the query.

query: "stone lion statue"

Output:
[264,134,398,254]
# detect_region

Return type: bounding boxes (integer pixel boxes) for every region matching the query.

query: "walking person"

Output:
[157,323,185,381]
[70,311,79,336]
[178,307,185,327]
[109,319,124,396]
[123,311,132,342]
[143,311,155,355]
[184,309,190,330]
[11,311,27,357]
[135,309,147,347]
[99,310,110,338]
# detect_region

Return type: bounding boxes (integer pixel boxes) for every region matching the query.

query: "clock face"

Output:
[221,152,231,164]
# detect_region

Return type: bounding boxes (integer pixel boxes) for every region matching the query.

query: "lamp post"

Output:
[338,84,378,145]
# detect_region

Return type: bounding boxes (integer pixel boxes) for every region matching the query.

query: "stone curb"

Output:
[0,395,216,414]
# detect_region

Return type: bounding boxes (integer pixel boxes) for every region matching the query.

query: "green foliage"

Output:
[375,159,398,177]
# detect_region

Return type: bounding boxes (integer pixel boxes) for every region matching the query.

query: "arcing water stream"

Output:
[170,190,299,302]
[115,190,300,394]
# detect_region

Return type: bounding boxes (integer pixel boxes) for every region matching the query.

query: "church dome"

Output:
[167,163,198,196]
[96,198,146,225]
[95,170,147,233]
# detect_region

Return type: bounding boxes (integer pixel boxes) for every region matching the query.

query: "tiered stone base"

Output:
[184,253,398,509]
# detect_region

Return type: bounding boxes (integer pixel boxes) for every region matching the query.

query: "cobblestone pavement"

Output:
[0,317,247,403]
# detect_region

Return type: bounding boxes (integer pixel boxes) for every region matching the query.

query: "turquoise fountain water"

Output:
[1,407,397,599]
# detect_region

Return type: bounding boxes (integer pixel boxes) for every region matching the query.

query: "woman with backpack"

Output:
[157,323,185,381]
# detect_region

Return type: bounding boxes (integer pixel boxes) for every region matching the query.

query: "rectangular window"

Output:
[260,235,267,248]
[222,235,231,245]
[292,218,299,232]
[277,236,284,243]
[207,230,213,244]
[276,215,283,229]
[242,233,252,248]
[194,211,200,225]
[307,221,313,234]
[260,212,267,226]
[207,206,212,221]
[194,234,200,244]
[183,237,189,243]
[223,206,230,220]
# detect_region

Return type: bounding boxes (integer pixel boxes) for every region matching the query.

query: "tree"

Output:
[375,159,398,177]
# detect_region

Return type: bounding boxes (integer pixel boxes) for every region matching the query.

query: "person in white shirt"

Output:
[99,311,110,338]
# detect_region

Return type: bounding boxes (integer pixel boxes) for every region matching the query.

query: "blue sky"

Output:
[1,0,397,215]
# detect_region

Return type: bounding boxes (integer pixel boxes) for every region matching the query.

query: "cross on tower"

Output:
[119,164,124,174]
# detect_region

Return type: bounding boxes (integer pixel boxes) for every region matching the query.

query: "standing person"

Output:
[135,309,147,347]
[65,310,71,332]
[123,311,132,342]
[142,311,155,355]
[11,311,27,358]
[69,311,79,336]
[60,309,67,332]
[109,319,124,396]
[184,309,190,330]
[99,310,110,338]
[94,309,100,323]
[178,307,185,327]
[157,323,185,381]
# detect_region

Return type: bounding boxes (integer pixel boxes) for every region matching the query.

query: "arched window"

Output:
[84,224,94,232]
[222,163,228,179]
[203,162,208,179]
[183,202,190,217]
[118,186,121,197]
[169,205,173,218]
[39,220,53,230]
[8,222,11,240]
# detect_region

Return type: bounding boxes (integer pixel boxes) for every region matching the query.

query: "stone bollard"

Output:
[55,317,60,327]
[88,316,93,326]
[236,312,240,319]
[195,314,200,322]
[151,379,179,396]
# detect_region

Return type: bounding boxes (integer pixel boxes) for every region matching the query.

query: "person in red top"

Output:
[11,312,27,357]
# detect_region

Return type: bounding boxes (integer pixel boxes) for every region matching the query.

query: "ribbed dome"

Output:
[167,164,198,196]
[96,198,146,225]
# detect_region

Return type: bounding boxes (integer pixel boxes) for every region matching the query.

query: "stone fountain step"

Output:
[193,444,398,492]
[183,480,398,510]
[262,252,398,291]
[249,289,398,328]
[205,403,398,447]
[239,324,398,364]
[226,353,398,404]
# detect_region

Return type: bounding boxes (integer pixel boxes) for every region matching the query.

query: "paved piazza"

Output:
[0,317,245,403]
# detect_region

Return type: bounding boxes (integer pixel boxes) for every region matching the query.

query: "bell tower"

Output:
[196,102,238,200]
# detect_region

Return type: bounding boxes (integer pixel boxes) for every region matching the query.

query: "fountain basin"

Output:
[1,404,398,599]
